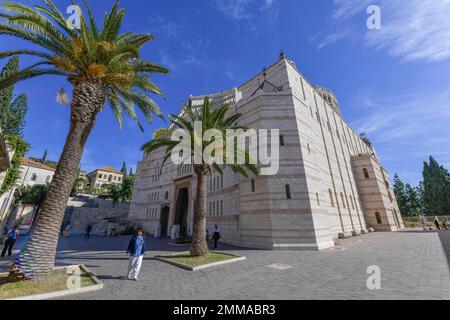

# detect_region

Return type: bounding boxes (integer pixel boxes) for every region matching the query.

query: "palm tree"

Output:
[142,97,259,257]
[0,0,168,279]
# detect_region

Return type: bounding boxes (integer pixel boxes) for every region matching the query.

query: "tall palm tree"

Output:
[142,97,259,257]
[0,0,168,279]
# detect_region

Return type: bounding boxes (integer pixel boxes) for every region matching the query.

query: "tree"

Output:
[0,57,18,126]
[41,149,48,164]
[393,174,409,216]
[121,174,134,202]
[120,161,127,176]
[106,183,122,208]
[142,97,259,257]
[423,156,450,215]
[0,0,168,279]
[0,57,28,136]
[405,183,420,217]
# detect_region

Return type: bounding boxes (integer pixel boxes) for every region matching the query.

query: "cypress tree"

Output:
[0,57,28,136]
[121,161,127,176]
[423,156,450,215]
[5,93,28,136]
[394,174,409,216]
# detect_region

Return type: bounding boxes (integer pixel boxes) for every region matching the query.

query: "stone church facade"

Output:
[128,54,404,250]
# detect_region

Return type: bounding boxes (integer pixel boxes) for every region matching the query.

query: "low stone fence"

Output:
[64,197,131,236]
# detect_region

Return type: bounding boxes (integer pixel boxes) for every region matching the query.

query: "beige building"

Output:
[18,158,56,187]
[87,167,124,190]
[129,54,404,250]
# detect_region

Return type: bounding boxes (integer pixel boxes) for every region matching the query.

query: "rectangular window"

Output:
[251,179,255,192]
[363,168,370,179]
[220,200,223,215]
[316,193,320,206]
[280,135,285,146]
[285,184,291,199]
[375,212,382,224]
[329,189,334,207]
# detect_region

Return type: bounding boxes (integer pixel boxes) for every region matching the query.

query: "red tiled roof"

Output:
[97,166,123,175]
[21,158,56,172]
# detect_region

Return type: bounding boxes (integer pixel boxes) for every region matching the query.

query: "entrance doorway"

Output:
[175,188,189,237]
[160,206,170,237]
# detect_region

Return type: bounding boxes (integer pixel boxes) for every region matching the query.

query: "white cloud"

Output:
[215,0,275,19]
[317,28,355,49]
[350,87,450,155]
[322,0,450,63]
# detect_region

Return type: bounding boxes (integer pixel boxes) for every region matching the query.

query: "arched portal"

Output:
[160,206,170,237]
[174,188,189,237]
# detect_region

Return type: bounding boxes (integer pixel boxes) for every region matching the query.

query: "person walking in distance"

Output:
[1,226,19,257]
[126,229,147,281]
[212,224,221,250]
[85,225,93,239]
[434,216,442,231]
[443,218,449,231]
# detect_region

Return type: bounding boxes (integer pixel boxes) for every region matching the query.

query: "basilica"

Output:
[128,53,404,250]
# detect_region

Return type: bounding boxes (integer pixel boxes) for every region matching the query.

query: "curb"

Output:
[154,252,246,271]
[6,264,103,300]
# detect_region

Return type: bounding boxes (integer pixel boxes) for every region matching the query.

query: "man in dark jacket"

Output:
[212,225,221,249]
[1,226,19,257]
[126,229,147,281]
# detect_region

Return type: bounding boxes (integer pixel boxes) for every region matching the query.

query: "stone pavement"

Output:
[1,230,450,300]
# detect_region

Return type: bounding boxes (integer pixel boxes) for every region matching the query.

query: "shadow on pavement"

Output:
[438,231,450,267]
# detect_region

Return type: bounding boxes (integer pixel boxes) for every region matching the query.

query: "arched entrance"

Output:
[160,206,170,237]
[174,188,189,238]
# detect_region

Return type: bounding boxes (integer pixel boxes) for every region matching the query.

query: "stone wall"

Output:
[65,195,131,236]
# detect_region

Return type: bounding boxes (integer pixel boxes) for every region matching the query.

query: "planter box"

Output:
[154,252,246,271]
[5,265,103,300]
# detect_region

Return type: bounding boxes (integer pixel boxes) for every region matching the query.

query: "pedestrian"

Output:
[63,224,71,237]
[434,216,441,231]
[443,218,449,231]
[212,224,221,249]
[1,226,19,257]
[85,225,93,239]
[126,229,147,281]
[419,216,427,231]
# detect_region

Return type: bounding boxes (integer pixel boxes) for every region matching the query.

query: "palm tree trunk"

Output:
[190,167,209,257]
[9,80,105,279]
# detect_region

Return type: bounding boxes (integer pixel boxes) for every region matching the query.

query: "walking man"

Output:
[443,218,449,231]
[434,216,441,231]
[212,224,221,250]
[126,229,147,281]
[1,226,19,257]
[85,225,93,239]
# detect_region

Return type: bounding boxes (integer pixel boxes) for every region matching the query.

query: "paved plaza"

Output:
[1,230,450,300]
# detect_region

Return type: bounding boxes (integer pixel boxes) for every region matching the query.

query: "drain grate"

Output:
[266,263,293,270]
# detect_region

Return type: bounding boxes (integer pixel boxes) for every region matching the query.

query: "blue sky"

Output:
[1,0,450,184]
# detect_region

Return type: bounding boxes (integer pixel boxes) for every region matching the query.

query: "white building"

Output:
[18,158,55,187]
[129,54,404,250]
[86,167,124,190]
